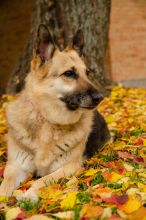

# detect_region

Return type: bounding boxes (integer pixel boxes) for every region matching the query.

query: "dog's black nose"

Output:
[91,92,103,104]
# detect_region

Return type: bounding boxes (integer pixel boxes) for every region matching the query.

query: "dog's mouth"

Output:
[60,91,103,111]
[60,97,79,110]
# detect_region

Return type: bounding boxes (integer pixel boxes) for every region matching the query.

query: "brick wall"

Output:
[109,0,146,82]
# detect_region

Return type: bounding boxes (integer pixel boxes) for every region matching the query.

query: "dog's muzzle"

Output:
[60,89,103,111]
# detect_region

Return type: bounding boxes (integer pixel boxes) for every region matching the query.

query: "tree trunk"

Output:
[7,0,111,95]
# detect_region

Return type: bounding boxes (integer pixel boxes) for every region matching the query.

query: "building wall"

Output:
[109,0,146,82]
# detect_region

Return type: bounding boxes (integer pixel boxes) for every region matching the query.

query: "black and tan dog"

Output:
[0,24,110,201]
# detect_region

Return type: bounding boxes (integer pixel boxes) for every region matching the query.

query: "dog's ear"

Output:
[36,24,55,61]
[72,29,84,56]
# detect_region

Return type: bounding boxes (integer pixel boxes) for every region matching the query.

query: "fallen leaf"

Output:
[53,211,74,219]
[103,194,128,206]
[83,168,98,176]
[120,195,141,214]
[25,215,53,220]
[129,207,146,220]
[5,207,26,220]
[80,204,103,218]
[60,191,78,209]
[117,151,133,159]
[0,196,8,202]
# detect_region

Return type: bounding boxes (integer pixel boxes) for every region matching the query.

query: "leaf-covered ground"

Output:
[0,85,146,220]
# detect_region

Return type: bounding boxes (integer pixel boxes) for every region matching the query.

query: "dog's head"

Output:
[28,24,103,122]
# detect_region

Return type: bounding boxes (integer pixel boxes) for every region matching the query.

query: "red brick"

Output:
[108,0,146,82]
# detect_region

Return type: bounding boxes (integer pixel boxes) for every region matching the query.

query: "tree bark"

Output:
[7,0,111,95]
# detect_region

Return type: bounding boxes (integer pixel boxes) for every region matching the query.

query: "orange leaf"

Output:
[80,205,103,218]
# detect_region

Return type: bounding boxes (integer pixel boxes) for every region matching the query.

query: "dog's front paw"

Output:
[0,182,13,197]
[16,188,39,202]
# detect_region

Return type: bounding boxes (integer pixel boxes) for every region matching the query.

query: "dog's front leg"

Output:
[0,162,28,196]
[0,136,35,196]
[17,160,82,202]
[34,141,57,177]
[0,157,34,197]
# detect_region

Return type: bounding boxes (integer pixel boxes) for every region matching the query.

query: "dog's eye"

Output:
[63,70,78,79]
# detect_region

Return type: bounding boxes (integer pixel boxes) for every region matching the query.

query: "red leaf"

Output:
[109,213,121,220]
[103,194,128,206]
[19,185,30,191]
[14,209,26,220]
[118,168,124,174]
[134,156,144,163]
[105,161,118,168]
[136,138,143,146]
[117,151,133,159]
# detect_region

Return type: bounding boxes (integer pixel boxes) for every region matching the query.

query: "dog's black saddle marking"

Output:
[84,111,110,158]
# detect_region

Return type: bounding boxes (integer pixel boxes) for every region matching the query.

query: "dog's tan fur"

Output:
[0,26,103,201]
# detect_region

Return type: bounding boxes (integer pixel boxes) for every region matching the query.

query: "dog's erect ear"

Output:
[36,24,55,61]
[72,29,84,56]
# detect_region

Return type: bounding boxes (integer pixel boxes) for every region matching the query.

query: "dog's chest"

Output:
[31,123,79,176]
[52,125,71,141]
[39,123,70,142]
[24,119,72,149]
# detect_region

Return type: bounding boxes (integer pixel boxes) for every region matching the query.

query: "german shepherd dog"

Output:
[0,24,110,201]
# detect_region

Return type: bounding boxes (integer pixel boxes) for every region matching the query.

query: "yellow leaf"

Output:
[39,185,62,201]
[0,196,8,202]
[139,173,146,178]
[84,168,98,176]
[111,91,118,97]
[60,191,78,209]
[110,172,123,182]
[113,141,126,150]
[137,182,144,188]
[143,139,146,146]
[139,148,146,158]
[121,195,141,214]
[6,207,21,220]
[105,115,115,123]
